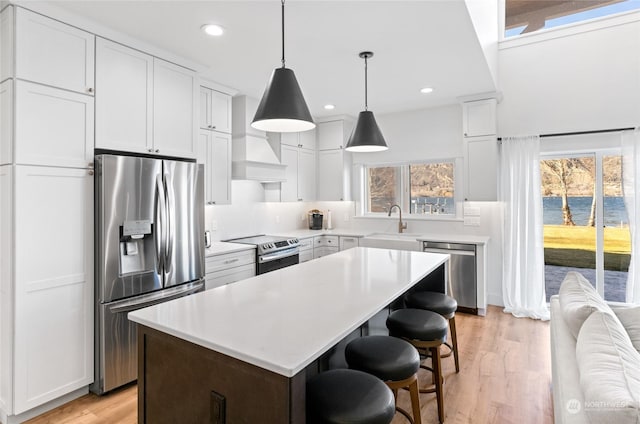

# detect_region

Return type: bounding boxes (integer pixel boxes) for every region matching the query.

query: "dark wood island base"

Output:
[137,325,306,424]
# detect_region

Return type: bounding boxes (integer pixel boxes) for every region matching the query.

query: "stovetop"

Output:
[226,235,300,255]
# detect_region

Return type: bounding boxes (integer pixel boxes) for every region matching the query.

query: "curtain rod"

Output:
[497,127,636,141]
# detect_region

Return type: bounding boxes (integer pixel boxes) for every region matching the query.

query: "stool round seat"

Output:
[346,336,420,381]
[306,369,395,424]
[386,308,448,342]
[405,291,457,316]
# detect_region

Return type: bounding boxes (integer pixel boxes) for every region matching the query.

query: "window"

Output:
[540,152,630,302]
[364,161,458,216]
[505,0,640,38]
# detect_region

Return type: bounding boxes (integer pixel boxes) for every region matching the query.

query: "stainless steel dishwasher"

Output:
[422,241,477,314]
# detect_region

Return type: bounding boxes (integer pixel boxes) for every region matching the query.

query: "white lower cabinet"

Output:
[0,165,13,413]
[205,250,256,290]
[313,235,339,259]
[298,237,314,263]
[339,236,359,251]
[12,165,93,414]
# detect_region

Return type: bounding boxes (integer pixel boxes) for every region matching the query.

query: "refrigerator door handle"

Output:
[108,281,205,314]
[163,172,175,273]
[155,174,166,274]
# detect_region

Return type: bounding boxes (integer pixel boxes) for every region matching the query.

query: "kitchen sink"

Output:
[360,233,423,251]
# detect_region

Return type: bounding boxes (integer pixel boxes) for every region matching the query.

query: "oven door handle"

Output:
[259,248,299,263]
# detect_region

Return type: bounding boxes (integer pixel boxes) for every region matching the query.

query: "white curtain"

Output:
[499,135,549,320]
[622,128,640,304]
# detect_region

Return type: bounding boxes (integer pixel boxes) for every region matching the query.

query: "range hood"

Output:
[231,96,287,182]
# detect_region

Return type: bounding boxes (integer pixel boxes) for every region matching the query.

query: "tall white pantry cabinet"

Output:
[1,6,94,421]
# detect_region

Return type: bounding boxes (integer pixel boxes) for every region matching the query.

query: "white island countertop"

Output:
[129,247,448,377]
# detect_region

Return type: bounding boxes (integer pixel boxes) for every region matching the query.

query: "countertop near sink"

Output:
[416,234,490,245]
[273,229,369,239]
[205,241,255,257]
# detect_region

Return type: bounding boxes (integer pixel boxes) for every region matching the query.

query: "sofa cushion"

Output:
[559,271,616,339]
[615,306,640,353]
[576,311,640,424]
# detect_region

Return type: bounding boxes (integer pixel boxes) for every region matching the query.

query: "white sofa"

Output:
[550,272,640,424]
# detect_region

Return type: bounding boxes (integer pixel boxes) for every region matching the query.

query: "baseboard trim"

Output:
[1,387,88,424]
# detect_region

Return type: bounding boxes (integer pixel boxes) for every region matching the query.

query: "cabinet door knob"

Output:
[86,87,94,94]
[211,125,216,129]
[155,149,160,153]
[88,162,94,168]
[88,170,94,176]
[148,148,153,153]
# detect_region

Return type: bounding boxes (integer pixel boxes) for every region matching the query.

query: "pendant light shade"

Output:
[252,0,315,133]
[345,51,388,152]
[252,67,315,132]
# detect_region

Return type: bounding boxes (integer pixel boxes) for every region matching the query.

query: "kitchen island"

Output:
[129,247,449,423]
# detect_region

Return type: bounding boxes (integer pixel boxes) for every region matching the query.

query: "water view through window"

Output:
[541,155,630,302]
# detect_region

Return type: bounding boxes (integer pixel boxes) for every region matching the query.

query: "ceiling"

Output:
[39,0,497,119]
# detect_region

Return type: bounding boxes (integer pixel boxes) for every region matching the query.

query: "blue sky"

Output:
[505,0,640,37]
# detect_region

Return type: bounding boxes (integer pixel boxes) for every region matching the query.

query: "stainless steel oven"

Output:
[225,235,300,275]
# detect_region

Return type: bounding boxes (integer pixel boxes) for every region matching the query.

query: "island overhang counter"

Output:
[129,247,449,423]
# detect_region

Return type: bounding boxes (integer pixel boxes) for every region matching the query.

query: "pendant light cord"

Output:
[364,55,368,111]
[281,0,286,68]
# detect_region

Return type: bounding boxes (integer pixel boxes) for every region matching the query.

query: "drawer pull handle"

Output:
[223,258,240,264]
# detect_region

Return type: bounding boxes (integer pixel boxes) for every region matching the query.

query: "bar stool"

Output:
[345,335,422,424]
[405,291,460,373]
[386,308,448,424]
[306,369,396,424]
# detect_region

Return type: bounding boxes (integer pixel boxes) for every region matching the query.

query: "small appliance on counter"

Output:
[308,209,323,230]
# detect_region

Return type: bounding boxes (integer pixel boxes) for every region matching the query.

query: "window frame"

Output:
[540,134,627,302]
[499,0,640,46]
[356,158,463,221]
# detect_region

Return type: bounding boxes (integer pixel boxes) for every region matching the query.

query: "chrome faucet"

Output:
[388,204,408,233]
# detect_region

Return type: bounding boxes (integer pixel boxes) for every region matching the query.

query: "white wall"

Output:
[354,104,463,164]
[498,15,640,136]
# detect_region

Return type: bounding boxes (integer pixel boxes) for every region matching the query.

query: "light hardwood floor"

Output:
[25,306,553,424]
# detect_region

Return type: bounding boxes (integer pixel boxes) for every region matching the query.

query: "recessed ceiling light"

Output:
[420,87,434,94]
[324,104,335,110]
[201,24,224,37]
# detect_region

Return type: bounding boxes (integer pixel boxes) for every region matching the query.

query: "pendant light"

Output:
[252,0,315,133]
[345,51,388,152]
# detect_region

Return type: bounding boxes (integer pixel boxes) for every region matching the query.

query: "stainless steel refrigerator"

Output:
[92,153,205,394]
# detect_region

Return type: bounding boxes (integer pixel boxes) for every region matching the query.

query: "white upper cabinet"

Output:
[281,145,316,202]
[317,120,349,150]
[15,80,94,168]
[15,8,94,95]
[280,145,299,202]
[198,130,231,205]
[95,38,153,154]
[1,6,14,82]
[317,149,351,201]
[152,58,197,158]
[280,129,316,150]
[199,86,231,133]
[95,39,197,159]
[464,136,498,201]
[0,80,12,165]
[462,99,497,137]
[462,98,497,201]
[316,119,353,201]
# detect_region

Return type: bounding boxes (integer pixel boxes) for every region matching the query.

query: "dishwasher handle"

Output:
[423,241,476,253]
[423,247,476,256]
